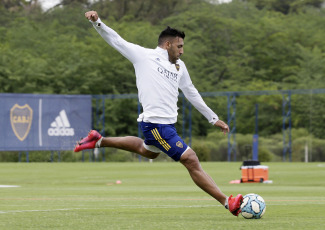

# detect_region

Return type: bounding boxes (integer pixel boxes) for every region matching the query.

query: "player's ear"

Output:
[166,40,171,49]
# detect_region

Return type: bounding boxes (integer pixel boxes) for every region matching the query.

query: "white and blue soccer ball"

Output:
[240,193,266,219]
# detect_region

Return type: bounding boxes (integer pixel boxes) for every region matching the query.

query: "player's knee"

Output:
[180,149,200,169]
[141,147,160,159]
[143,150,159,159]
[148,152,160,159]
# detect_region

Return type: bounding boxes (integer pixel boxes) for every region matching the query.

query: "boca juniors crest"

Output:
[10,104,33,141]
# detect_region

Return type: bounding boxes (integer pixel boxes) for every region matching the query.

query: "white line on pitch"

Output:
[0,208,84,214]
[0,185,20,188]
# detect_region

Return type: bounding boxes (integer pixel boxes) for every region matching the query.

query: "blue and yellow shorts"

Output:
[139,121,189,161]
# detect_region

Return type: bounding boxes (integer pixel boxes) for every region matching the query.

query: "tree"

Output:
[2,0,325,139]
[92,0,194,24]
[243,0,324,14]
[0,0,42,13]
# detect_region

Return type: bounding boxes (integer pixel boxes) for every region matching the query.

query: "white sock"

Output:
[224,196,229,209]
[95,137,103,148]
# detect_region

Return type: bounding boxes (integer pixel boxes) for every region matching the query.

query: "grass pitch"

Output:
[0,162,324,230]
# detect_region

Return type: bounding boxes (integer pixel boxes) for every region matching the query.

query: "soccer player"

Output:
[75,11,243,216]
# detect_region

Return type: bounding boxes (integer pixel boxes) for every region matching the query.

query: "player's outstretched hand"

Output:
[214,120,229,135]
[85,11,98,22]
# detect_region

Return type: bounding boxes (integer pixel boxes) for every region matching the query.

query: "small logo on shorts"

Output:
[176,141,183,148]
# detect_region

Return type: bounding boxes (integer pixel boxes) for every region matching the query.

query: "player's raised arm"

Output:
[84,11,148,64]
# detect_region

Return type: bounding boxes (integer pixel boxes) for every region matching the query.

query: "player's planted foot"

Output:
[228,194,243,216]
[74,130,102,152]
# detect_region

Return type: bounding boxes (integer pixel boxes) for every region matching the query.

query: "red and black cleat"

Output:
[74,130,102,152]
[228,194,244,216]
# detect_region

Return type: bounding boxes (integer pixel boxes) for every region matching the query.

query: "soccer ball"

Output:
[240,193,266,219]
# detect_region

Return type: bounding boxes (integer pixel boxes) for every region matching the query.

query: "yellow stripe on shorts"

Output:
[151,128,171,151]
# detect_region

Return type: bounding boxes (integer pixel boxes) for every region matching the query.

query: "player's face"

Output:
[167,37,184,64]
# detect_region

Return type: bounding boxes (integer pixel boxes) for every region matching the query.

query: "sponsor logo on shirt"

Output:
[157,67,178,83]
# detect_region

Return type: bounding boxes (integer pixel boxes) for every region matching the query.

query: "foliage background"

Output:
[1,0,325,162]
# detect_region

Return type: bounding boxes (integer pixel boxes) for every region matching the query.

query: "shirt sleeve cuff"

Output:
[90,18,102,27]
[211,117,219,125]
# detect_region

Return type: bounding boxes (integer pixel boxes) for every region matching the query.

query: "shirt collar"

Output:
[155,46,180,64]
[155,46,169,60]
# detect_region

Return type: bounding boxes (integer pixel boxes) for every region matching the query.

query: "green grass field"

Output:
[0,162,324,230]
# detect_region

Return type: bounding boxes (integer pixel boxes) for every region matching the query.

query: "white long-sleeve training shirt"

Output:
[91,19,219,125]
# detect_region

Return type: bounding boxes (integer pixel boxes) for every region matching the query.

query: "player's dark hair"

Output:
[158,26,185,46]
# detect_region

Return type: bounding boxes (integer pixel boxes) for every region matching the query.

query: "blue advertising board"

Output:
[0,93,92,151]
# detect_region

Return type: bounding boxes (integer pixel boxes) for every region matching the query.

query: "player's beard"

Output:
[169,57,177,64]
[169,54,180,64]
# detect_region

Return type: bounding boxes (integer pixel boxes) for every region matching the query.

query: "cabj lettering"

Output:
[12,116,30,123]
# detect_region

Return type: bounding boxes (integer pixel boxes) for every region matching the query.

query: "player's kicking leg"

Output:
[180,148,243,216]
[74,130,160,159]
